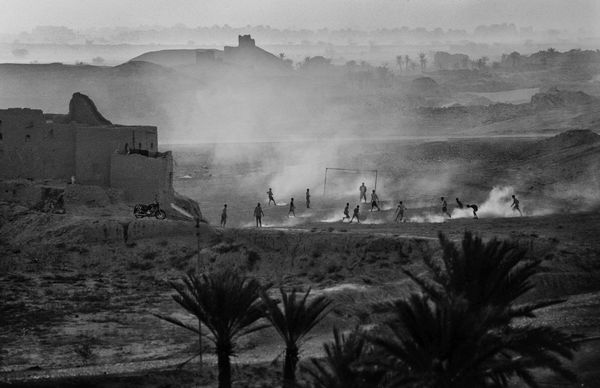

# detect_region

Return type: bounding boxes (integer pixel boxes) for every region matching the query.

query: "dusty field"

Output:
[1,134,600,387]
[1,212,600,387]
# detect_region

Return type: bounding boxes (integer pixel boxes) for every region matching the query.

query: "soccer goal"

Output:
[323,167,378,196]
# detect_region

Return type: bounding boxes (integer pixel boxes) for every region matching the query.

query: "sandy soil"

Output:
[1,134,600,387]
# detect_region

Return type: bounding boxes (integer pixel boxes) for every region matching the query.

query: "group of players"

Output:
[218,183,523,228]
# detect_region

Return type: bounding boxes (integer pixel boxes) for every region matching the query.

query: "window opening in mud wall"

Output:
[25,134,31,142]
[150,142,153,150]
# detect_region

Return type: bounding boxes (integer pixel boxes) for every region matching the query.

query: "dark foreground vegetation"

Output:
[2,231,593,388]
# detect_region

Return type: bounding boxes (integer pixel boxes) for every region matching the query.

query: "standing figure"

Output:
[456,197,464,209]
[254,203,264,227]
[220,204,228,227]
[288,198,296,217]
[343,202,350,221]
[370,190,381,211]
[441,197,452,218]
[306,188,311,209]
[511,195,522,216]
[466,204,479,219]
[359,183,367,203]
[350,205,360,224]
[394,201,407,222]
[267,188,276,206]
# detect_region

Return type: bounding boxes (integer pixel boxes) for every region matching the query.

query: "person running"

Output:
[305,188,311,209]
[288,198,295,217]
[456,197,464,209]
[220,204,228,227]
[394,201,407,222]
[511,195,522,216]
[254,203,264,227]
[370,190,381,211]
[466,204,479,219]
[350,205,360,224]
[343,202,351,221]
[359,183,367,203]
[267,188,276,206]
[441,197,452,218]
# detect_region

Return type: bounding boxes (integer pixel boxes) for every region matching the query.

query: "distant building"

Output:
[0,92,173,205]
[130,34,287,72]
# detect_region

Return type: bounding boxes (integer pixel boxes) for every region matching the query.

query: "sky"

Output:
[1,0,599,34]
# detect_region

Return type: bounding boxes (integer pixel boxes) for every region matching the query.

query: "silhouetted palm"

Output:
[157,269,269,388]
[405,231,561,322]
[303,327,382,388]
[261,288,332,387]
[369,294,577,387]
[366,232,579,387]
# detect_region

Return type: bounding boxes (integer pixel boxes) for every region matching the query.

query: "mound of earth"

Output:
[534,129,600,149]
[531,87,597,109]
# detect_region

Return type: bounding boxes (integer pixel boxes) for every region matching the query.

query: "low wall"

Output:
[0,180,44,207]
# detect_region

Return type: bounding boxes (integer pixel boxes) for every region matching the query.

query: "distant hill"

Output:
[415,88,600,134]
[129,35,289,75]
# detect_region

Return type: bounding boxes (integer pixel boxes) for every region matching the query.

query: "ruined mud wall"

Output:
[0,109,76,180]
[0,180,45,206]
[75,126,157,186]
[110,151,173,204]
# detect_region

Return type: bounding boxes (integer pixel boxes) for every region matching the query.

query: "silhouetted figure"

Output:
[370,190,380,211]
[394,201,407,222]
[456,197,464,209]
[441,197,452,218]
[220,204,227,227]
[267,188,276,206]
[343,202,350,221]
[511,195,522,216]
[466,204,479,219]
[288,198,295,217]
[359,182,367,203]
[254,203,264,227]
[306,188,311,209]
[350,205,360,223]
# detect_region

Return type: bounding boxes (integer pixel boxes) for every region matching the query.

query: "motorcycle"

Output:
[133,201,166,219]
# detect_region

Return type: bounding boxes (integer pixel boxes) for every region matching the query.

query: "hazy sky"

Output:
[1,0,599,34]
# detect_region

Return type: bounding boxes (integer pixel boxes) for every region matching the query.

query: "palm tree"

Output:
[419,53,427,71]
[156,269,269,388]
[303,327,382,388]
[396,55,403,72]
[261,288,332,387]
[366,232,579,387]
[404,231,558,318]
[371,293,579,387]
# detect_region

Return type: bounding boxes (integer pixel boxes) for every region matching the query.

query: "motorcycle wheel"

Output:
[155,210,166,220]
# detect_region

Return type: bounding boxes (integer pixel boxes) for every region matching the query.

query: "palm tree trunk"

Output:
[217,349,232,388]
[283,345,299,387]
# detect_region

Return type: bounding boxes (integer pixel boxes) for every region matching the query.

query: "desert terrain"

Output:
[1,20,600,386]
[2,129,600,387]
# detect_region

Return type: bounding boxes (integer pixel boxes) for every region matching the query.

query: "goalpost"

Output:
[323,167,378,196]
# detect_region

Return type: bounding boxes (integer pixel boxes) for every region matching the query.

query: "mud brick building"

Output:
[0,92,174,204]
